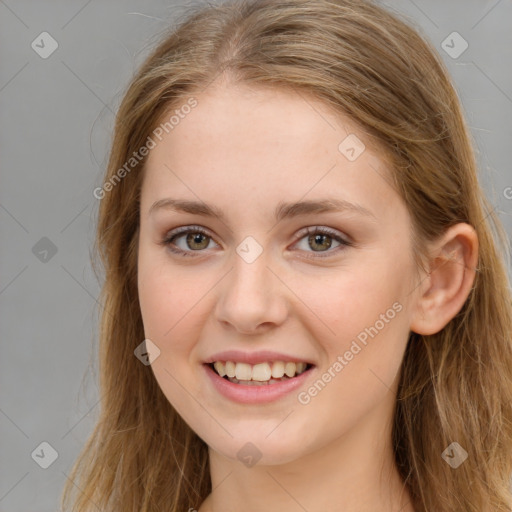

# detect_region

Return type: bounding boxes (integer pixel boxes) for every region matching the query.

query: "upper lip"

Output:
[204,350,315,366]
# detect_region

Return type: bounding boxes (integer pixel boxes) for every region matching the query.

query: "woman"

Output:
[61,0,512,510]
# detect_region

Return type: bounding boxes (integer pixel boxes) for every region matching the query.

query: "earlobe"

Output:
[410,223,479,336]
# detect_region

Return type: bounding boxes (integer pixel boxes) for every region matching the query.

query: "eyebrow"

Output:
[149,197,377,222]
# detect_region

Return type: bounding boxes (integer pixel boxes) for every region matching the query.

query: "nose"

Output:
[214,249,289,334]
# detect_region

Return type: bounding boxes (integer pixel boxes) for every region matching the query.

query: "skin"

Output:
[137,80,478,512]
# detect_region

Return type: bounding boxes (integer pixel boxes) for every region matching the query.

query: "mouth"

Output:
[206,360,315,386]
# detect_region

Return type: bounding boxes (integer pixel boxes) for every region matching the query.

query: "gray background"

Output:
[1,0,511,510]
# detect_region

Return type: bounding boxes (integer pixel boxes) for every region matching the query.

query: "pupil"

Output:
[311,234,331,251]
[187,233,208,250]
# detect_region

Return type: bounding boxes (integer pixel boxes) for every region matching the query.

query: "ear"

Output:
[410,223,479,335]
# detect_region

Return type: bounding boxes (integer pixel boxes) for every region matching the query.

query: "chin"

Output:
[201,428,310,467]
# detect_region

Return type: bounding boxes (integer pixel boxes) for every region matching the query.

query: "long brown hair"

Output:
[60,0,512,510]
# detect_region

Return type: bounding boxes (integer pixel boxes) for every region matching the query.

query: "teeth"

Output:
[225,361,236,378]
[271,361,285,378]
[213,361,226,377]
[284,362,296,377]
[228,377,290,385]
[235,362,252,381]
[252,363,272,381]
[211,360,310,381]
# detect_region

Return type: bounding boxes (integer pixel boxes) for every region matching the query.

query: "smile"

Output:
[203,360,315,404]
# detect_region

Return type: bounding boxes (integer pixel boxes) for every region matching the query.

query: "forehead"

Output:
[140,84,397,222]
[148,84,368,163]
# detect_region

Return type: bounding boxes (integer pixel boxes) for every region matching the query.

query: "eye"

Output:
[160,225,218,257]
[160,225,352,258]
[291,226,352,259]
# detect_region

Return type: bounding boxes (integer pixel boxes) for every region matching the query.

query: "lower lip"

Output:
[203,363,314,404]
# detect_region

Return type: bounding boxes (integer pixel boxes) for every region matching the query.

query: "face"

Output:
[137,83,420,465]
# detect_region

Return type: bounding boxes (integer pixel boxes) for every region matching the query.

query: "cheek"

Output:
[297,283,408,440]
[297,253,410,392]
[300,257,403,340]
[138,266,173,339]
[137,254,219,385]
[138,250,198,349]
[137,258,207,418]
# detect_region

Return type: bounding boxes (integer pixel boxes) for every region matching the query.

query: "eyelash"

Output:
[159,225,353,259]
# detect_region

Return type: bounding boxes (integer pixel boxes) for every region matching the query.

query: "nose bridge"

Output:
[233,245,270,293]
[230,233,273,290]
[215,238,287,332]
